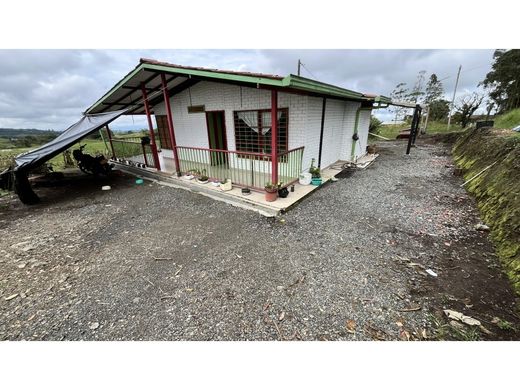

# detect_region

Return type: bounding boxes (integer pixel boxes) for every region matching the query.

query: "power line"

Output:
[298,61,319,80]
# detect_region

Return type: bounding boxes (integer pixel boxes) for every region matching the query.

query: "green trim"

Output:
[350,107,373,160]
[86,63,377,114]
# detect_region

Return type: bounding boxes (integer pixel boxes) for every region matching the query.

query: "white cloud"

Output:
[0,49,495,130]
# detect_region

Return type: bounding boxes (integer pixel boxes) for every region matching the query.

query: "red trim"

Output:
[205,110,228,151]
[141,82,161,170]
[161,73,181,176]
[271,90,278,184]
[232,107,289,156]
[175,145,269,158]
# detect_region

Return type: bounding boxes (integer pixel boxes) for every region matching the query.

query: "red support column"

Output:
[105,124,116,159]
[271,90,278,185]
[141,82,161,171]
[161,73,181,176]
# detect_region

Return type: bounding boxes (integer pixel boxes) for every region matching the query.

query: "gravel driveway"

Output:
[1,140,518,340]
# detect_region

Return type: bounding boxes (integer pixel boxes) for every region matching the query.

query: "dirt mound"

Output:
[452,127,520,294]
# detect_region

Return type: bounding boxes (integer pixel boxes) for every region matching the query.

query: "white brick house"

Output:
[86,58,389,191]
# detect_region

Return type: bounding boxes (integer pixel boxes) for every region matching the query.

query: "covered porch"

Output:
[102,137,305,190]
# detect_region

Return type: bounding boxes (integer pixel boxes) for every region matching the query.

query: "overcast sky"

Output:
[0,49,495,130]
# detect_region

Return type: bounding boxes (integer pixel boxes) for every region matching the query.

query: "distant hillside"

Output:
[0,128,60,138]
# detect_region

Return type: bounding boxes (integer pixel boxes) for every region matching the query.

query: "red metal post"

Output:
[141,82,161,170]
[105,124,116,159]
[271,90,278,185]
[161,73,181,176]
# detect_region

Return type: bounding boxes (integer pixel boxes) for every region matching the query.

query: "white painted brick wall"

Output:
[354,109,372,158]
[153,80,365,171]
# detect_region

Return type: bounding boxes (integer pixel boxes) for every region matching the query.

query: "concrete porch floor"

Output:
[113,159,353,217]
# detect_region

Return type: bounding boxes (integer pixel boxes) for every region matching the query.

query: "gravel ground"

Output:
[1,140,518,340]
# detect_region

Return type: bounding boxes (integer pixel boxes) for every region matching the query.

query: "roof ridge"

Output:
[139,58,284,80]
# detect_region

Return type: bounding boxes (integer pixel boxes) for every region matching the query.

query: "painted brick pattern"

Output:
[153,80,367,171]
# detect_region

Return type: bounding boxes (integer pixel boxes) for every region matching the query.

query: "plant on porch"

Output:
[264,181,280,202]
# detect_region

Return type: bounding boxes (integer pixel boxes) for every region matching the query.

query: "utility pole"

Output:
[297,59,301,76]
[447,65,462,131]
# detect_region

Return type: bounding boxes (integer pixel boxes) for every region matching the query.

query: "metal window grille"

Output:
[233,108,288,156]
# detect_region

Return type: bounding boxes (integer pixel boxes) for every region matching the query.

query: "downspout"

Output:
[317,98,327,168]
[350,106,372,161]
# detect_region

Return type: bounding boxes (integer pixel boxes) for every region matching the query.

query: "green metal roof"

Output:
[85,59,381,114]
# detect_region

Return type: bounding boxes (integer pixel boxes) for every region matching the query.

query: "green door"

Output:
[206,111,228,166]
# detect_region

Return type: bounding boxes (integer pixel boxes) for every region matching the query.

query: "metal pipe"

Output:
[161,74,181,176]
[271,90,279,185]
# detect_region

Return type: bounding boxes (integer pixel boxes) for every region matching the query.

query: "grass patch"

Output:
[375,121,464,140]
[494,108,520,129]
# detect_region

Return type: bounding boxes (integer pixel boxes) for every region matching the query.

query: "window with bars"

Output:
[155,115,172,149]
[233,108,288,156]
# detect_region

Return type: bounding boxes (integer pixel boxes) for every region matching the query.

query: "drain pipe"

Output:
[317,98,327,168]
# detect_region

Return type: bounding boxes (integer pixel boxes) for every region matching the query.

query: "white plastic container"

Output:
[299,172,312,186]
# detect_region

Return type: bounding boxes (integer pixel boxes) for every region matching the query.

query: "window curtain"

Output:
[237,110,283,135]
[261,111,283,135]
[237,111,259,132]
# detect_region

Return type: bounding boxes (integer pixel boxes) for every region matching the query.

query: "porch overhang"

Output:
[85,58,382,115]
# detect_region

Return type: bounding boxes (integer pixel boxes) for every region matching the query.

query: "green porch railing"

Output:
[175,146,304,190]
[277,146,304,187]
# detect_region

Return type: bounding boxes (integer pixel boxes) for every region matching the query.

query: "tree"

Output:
[407,70,426,103]
[481,49,520,112]
[390,82,409,123]
[428,99,450,121]
[424,74,444,104]
[454,92,484,128]
[369,115,382,134]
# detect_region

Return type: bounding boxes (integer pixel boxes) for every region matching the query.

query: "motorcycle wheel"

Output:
[78,163,92,175]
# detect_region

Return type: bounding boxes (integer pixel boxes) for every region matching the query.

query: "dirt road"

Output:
[1,141,518,340]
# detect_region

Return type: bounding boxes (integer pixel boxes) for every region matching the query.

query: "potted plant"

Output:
[264,182,279,202]
[220,178,232,191]
[309,158,322,186]
[183,168,198,180]
[197,169,209,184]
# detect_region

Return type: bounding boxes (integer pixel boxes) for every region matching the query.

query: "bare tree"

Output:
[455,92,484,128]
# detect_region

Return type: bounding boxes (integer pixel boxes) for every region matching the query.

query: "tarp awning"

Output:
[14,109,126,171]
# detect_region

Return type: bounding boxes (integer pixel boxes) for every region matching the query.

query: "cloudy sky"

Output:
[0,49,495,130]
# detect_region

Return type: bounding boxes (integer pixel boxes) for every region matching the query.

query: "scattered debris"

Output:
[279,311,285,321]
[101,185,111,191]
[154,257,174,261]
[443,309,481,326]
[345,319,356,334]
[398,306,422,312]
[475,223,490,232]
[89,322,100,330]
[175,265,183,276]
[425,269,438,277]
[4,293,19,301]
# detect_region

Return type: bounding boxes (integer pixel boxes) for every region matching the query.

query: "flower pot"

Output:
[311,177,322,186]
[265,190,278,202]
[241,188,251,196]
[278,187,289,198]
[197,179,209,184]
[220,179,232,191]
[299,172,312,185]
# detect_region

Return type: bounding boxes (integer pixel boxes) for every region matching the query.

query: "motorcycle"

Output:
[72,144,113,175]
